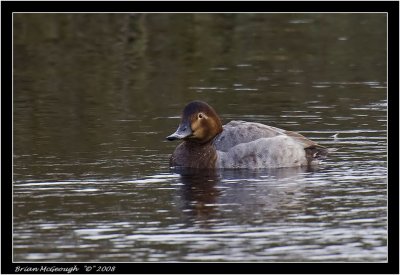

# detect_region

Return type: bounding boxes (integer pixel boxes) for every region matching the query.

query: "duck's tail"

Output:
[305,145,329,162]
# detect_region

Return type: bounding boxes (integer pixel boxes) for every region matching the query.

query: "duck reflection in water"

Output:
[174,167,221,226]
[173,166,319,226]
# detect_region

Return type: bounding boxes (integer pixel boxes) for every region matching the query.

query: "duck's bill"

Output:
[166,122,192,141]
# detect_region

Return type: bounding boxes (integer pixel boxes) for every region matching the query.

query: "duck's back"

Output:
[213,121,284,152]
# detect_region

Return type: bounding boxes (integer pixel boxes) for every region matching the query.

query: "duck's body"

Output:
[167,101,328,169]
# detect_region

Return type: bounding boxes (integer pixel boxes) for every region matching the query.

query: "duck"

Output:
[166,100,328,169]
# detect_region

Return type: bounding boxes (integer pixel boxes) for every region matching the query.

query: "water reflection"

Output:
[174,166,316,226]
[175,168,221,225]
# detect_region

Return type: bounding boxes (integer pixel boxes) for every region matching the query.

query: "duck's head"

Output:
[166,101,223,144]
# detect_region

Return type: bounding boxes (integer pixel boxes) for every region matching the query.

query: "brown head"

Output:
[166,101,223,144]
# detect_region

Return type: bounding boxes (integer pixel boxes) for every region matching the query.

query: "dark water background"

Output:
[13,13,387,262]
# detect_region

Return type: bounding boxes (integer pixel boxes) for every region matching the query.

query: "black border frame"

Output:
[2,1,399,274]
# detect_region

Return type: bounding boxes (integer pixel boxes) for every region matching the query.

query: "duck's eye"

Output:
[198,113,204,119]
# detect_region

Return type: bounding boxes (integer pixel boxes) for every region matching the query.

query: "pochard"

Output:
[166,101,328,169]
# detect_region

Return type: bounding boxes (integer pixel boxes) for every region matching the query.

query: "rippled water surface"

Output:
[13,13,387,262]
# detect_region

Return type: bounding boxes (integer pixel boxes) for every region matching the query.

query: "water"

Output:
[13,13,387,262]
